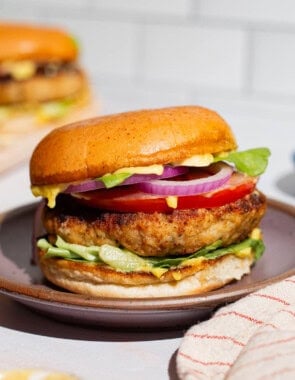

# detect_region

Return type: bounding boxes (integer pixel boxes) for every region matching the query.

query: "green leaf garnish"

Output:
[70,35,80,52]
[37,234,265,272]
[98,172,132,188]
[38,236,101,262]
[151,240,223,268]
[152,238,264,268]
[251,239,265,261]
[38,100,72,121]
[214,147,271,176]
[200,238,265,262]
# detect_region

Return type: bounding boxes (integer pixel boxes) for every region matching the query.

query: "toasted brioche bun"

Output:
[30,105,237,185]
[0,23,77,61]
[37,250,253,298]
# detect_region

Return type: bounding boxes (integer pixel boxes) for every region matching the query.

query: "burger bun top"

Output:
[30,105,237,185]
[0,22,78,62]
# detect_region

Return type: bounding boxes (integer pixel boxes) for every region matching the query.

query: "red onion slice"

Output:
[64,165,188,194]
[65,180,103,193]
[137,163,233,196]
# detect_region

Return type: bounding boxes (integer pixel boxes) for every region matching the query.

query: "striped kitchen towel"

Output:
[177,276,295,379]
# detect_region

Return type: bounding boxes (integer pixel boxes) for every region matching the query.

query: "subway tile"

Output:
[197,0,295,25]
[1,0,90,10]
[90,0,191,17]
[92,78,190,114]
[0,14,40,22]
[189,90,295,125]
[41,18,139,80]
[0,0,42,19]
[1,0,93,19]
[2,0,295,124]
[40,0,91,8]
[252,31,295,95]
[38,1,93,17]
[0,10,139,80]
[144,24,246,90]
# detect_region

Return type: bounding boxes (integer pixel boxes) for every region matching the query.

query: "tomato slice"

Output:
[72,172,256,213]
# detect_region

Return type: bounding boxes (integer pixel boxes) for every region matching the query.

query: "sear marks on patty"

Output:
[42,191,266,257]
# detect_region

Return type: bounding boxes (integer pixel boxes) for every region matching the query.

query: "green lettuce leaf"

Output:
[70,35,80,51]
[98,172,132,188]
[214,147,271,176]
[38,100,73,121]
[94,147,270,189]
[151,240,223,268]
[152,238,264,268]
[37,235,265,273]
[37,236,100,262]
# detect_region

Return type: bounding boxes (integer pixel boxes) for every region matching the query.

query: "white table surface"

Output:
[0,162,183,379]
[0,113,294,379]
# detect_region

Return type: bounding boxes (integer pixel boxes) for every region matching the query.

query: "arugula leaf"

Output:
[214,148,271,176]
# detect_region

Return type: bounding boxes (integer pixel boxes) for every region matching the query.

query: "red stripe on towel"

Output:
[186,333,245,347]
[178,351,232,367]
[215,311,277,328]
[186,368,205,377]
[251,293,290,306]
[230,351,295,376]
[257,367,295,380]
[281,309,295,318]
[247,336,295,352]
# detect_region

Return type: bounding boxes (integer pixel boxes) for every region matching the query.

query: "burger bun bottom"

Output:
[39,254,254,298]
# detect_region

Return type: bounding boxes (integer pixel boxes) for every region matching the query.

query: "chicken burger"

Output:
[30,106,270,298]
[0,22,97,170]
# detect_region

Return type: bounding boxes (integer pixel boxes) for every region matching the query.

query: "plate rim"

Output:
[0,198,294,312]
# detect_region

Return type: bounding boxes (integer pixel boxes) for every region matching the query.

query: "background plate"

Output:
[0,199,294,329]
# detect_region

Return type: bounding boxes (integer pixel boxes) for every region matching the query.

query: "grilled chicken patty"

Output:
[42,191,266,257]
[0,69,85,104]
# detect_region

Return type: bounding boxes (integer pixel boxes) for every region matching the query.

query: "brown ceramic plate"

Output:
[0,199,294,329]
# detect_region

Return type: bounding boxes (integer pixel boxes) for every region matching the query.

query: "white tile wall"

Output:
[1,0,295,205]
[52,18,140,80]
[38,0,90,8]
[1,0,295,121]
[96,79,190,114]
[144,24,246,90]
[252,31,295,96]
[198,0,295,25]
[0,0,43,19]
[90,0,191,17]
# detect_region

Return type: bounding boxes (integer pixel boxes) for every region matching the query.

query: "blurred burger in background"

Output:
[0,22,98,171]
